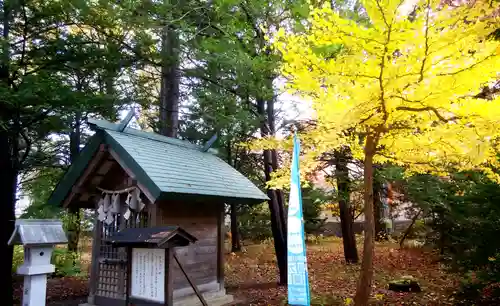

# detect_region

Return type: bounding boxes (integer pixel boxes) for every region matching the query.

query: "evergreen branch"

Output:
[18,130,31,167]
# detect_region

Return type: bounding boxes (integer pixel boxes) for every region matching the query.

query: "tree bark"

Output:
[226,141,242,252]
[0,131,16,306]
[0,3,15,304]
[354,134,378,306]
[159,24,180,138]
[373,177,385,241]
[257,98,287,285]
[230,203,241,252]
[334,148,359,264]
[67,111,81,253]
[267,98,287,235]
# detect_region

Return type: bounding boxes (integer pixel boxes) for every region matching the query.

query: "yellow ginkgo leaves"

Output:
[269,0,500,184]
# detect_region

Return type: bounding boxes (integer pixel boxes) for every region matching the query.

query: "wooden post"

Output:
[165,248,174,306]
[118,196,127,298]
[88,210,102,304]
[125,248,132,306]
[217,203,225,291]
[149,203,158,227]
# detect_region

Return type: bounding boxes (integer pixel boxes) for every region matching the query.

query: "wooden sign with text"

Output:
[130,248,166,303]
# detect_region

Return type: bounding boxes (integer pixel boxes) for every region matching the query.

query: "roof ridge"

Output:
[88,118,202,151]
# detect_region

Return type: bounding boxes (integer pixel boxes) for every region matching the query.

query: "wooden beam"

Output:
[90,175,104,186]
[173,253,208,306]
[79,192,91,201]
[96,160,114,175]
[117,109,135,132]
[107,148,156,204]
[63,144,108,209]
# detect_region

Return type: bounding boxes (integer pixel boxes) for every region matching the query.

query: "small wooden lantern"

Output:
[107,226,204,306]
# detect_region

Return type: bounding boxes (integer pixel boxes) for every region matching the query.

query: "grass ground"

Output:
[16,237,459,305]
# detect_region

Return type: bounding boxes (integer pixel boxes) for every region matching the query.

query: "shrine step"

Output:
[173,293,234,306]
[79,294,234,306]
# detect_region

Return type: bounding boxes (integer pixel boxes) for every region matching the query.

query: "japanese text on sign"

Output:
[130,248,165,303]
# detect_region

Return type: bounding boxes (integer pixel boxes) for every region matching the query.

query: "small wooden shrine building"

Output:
[48,118,268,306]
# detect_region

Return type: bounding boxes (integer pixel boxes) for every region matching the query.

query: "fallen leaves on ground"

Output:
[226,238,458,305]
[13,276,89,305]
[13,238,458,305]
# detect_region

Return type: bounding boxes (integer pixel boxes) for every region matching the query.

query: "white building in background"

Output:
[309,168,412,223]
[16,194,30,217]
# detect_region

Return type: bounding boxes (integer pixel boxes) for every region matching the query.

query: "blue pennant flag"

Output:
[287,133,311,306]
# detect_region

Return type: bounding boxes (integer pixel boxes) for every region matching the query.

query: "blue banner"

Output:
[287,133,311,306]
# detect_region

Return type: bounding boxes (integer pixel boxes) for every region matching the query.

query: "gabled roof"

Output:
[106,226,197,248]
[8,220,68,246]
[49,119,269,206]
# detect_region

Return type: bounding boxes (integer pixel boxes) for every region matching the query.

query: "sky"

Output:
[16,0,420,217]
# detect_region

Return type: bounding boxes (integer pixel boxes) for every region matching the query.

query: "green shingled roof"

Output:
[49,119,269,206]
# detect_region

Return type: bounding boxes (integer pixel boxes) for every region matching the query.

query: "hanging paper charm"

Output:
[97,195,106,222]
[103,194,111,212]
[128,189,138,210]
[111,193,120,214]
[96,186,147,223]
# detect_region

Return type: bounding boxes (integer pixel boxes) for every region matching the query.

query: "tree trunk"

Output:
[0,131,16,306]
[67,112,81,253]
[334,148,358,264]
[0,4,15,304]
[257,98,287,285]
[159,24,180,138]
[267,98,287,235]
[226,142,242,253]
[373,178,385,241]
[230,203,241,252]
[354,134,377,306]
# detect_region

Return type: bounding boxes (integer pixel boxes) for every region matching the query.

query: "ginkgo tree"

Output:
[271,0,500,304]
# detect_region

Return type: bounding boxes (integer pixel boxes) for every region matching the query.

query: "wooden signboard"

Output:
[130,248,165,303]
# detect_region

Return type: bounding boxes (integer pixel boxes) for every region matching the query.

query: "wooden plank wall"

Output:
[157,201,221,291]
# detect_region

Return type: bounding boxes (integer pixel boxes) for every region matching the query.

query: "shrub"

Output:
[238,185,328,242]
[407,171,500,304]
[11,246,83,277]
[405,219,428,240]
[52,248,83,277]
[301,186,328,235]
[238,203,273,241]
[12,245,24,274]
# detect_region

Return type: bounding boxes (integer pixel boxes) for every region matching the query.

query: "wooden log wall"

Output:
[157,201,222,292]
